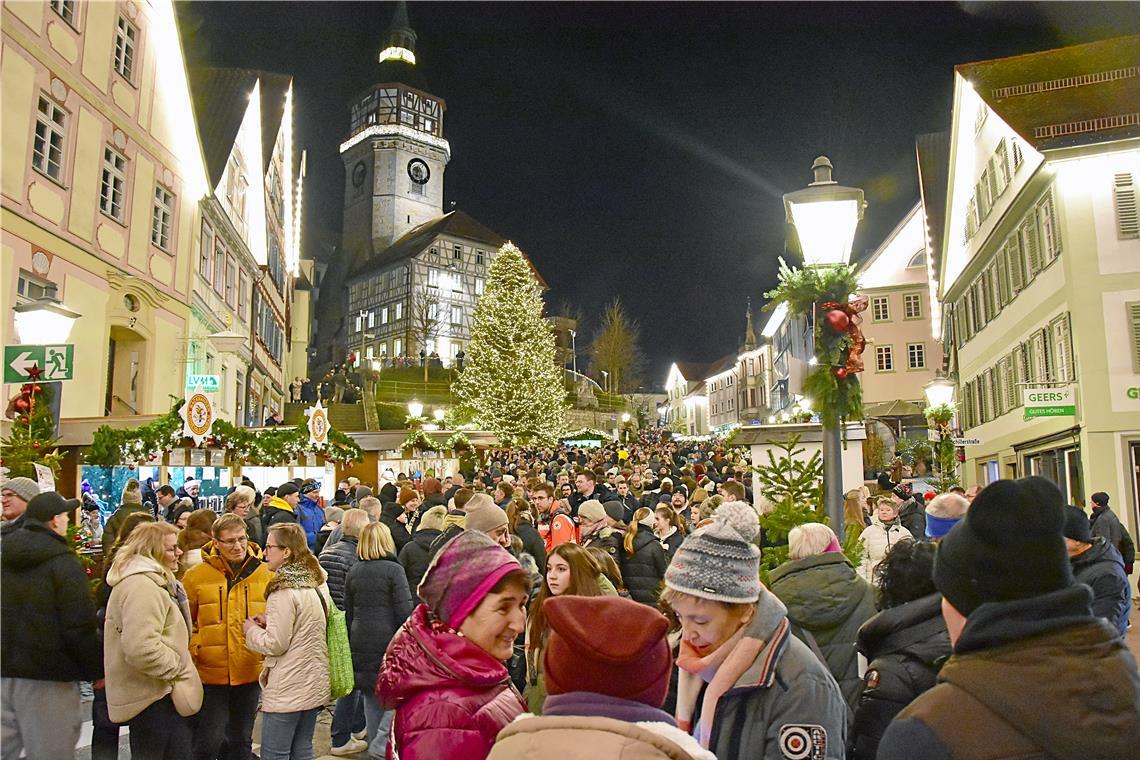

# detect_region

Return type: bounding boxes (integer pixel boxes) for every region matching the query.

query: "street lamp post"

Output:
[12,297,81,344]
[569,329,577,377]
[601,369,609,395]
[783,156,865,538]
[924,370,957,486]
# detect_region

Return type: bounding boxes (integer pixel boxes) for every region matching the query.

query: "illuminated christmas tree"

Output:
[1,379,63,480]
[452,243,566,445]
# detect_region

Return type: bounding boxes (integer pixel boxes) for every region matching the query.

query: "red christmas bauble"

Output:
[19,416,28,424]
[14,398,29,411]
[32,442,40,449]
[835,367,849,379]
[32,385,42,393]
[826,309,850,332]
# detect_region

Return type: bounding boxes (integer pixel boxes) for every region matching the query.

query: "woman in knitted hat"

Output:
[525,543,609,715]
[663,502,847,758]
[769,523,876,713]
[490,596,716,760]
[377,530,531,759]
[622,507,669,606]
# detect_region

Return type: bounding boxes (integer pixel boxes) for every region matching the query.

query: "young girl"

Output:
[525,543,605,714]
[663,502,848,758]
[655,506,685,561]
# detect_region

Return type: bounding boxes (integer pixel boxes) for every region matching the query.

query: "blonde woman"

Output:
[226,485,264,547]
[344,522,415,756]
[104,521,202,759]
[243,523,330,760]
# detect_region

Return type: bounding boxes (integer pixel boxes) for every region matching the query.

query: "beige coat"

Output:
[243,564,330,713]
[491,715,717,760]
[104,556,201,723]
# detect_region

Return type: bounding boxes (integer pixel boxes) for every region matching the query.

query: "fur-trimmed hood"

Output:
[264,559,325,596]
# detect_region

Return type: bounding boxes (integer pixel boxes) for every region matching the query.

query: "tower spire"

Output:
[743,298,757,351]
[379,0,417,65]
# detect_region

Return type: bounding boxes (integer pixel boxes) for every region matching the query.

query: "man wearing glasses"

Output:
[183,513,272,760]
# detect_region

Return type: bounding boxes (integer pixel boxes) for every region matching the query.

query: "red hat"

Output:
[542,595,672,707]
[924,490,937,502]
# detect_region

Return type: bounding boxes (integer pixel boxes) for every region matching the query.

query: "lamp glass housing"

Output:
[407,400,423,418]
[13,298,80,344]
[924,375,956,407]
[433,408,446,421]
[787,199,861,267]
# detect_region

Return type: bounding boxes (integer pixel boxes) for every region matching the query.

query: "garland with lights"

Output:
[924,402,960,491]
[86,401,363,467]
[560,427,610,442]
[400,429,474,452]
[764,259,864,428]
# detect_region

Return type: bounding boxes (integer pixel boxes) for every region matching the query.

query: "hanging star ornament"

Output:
[24,364,43,380]
[307,399,330,448]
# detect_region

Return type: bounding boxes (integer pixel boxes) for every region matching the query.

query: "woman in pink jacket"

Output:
[377,530,530,759]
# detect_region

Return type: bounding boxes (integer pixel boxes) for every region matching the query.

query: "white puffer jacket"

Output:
[857,517,913,584]
[243,561,330,713]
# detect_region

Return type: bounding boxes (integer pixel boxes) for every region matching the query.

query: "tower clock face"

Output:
[352,161,367,188]
[407,158,430,185]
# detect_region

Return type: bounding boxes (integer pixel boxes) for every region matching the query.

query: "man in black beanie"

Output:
[1063,504,1131,637]
[878,477,1140,760]
[1089,491,1135,575]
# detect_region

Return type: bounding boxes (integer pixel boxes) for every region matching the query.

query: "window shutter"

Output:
[977,178,991,220]
[1052,315,1073,383]
[1002,356,1017,411]
[1007,237,1025,293]
[997,139,1012,190]
[1022,219,1042,277]
[1013,343,1028,405]
[1128,302,1140,374]
[965,196,978,241]
[987,160,1001,202]
[995,252,1010,306]
[1037,194,1061,262]
[1012,141,1024,169]
[989,367,1001,420]
[1114,173,1139,240]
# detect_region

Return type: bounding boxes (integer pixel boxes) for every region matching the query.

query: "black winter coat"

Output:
[1071,536,1132,636]
[1090,505,1136,569]
[848,593,949,760]
[621,529,668,605]
[344,555,414,693]
[896,498,926,541]
[318,537,359,610]
[1,522,103,681]
[398,528,441,600]
[514,521,546,574]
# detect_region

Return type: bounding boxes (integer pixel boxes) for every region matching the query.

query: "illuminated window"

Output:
[33,96,67,181]
[114,16,137,82]
[151,186,174,250]
[99,146,127,221]
[394,302,403,320]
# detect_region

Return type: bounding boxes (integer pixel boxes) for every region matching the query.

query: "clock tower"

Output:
[340,1,449,262]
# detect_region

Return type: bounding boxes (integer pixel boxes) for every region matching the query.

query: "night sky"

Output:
[181,1,1140,387]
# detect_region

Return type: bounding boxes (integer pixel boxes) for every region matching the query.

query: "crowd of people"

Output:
[1,431,1138,759]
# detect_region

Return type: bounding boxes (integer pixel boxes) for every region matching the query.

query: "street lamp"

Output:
[783,156,865,538]
[12,297,81,344]
[600,370,609,394]
[924,370,956,408]
[621,412,630,423]
[433,408,446,422]
[569,329,577,376]
[407,399,423,419]
[370,359,381,372]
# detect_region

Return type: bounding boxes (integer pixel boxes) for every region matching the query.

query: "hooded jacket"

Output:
[103,555,199,723]
[621,528,669,606]
[296,494,325,551]
[398,527,443,600]
[377,604,526,760]
[769,551,876,711]
[848,593,950,760]
[243,561,331,713]
[856,515,913,583]
[1071,536,1132,637]
[878,585,1140,760]
[344,554,414,692]
[1,520,102,682]
[259,495,298,531]
[1090,504,1136,570]
[380,502,413,554]
[183,541,272,685]
[677,591,848,759]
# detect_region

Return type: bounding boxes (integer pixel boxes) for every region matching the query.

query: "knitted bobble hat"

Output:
[665,501,761,603]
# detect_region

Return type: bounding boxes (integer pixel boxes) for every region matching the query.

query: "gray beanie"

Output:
[664,501,761,603]
[1,477,41,504]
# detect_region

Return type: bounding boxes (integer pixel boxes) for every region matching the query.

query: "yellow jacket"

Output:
[183,541,272,685]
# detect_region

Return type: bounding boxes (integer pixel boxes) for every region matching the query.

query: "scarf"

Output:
[674,593,790,749]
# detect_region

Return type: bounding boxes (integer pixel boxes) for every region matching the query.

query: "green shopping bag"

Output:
[316,589,354,699]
